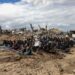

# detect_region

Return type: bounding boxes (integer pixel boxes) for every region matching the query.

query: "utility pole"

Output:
[30,24,34,32]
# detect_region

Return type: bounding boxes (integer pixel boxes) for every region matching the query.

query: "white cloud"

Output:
[0,0,75,30]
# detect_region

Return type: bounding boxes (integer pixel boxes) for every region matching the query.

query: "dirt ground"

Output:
[0,34,75,75]
[0,47,75,75]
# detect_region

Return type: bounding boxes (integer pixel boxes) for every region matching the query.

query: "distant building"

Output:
[70,30,75,34]
[12,29,24,35]
[70,30,75,38]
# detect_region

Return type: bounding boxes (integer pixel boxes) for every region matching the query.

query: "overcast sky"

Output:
[0,0,75,31]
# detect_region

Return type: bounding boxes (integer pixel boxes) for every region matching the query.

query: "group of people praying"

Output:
[2,35,74,55]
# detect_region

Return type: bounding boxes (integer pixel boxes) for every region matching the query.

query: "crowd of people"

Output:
[2,35,74,55]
